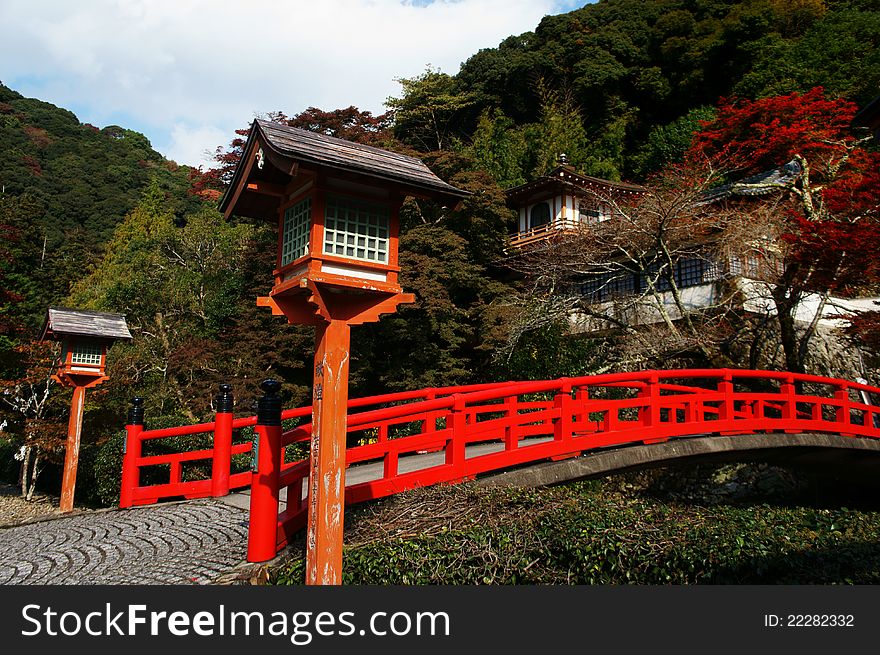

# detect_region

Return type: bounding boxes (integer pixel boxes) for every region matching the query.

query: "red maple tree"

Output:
[688,87,880,373]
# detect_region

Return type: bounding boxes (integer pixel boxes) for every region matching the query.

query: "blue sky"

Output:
[0,1,591,168]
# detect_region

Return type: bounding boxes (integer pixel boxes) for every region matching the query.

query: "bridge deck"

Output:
[219,435,557,512]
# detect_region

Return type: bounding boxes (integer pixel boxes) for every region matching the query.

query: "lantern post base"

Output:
[260,280,413,585]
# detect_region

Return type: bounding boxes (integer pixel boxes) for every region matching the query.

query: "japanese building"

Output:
[504,160,880,338]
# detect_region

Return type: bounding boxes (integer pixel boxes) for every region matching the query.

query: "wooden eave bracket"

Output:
[246,181,287,197]
[257,296,285,316]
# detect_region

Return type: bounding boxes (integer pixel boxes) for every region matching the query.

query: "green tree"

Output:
[468,108,528,189]
[386,67,477,152]
[69,183,254,420]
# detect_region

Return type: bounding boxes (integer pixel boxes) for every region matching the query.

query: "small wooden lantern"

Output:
[220,121,467,583]
[220,120,466,321]
[42,307,132,388]
[40,307,131,511]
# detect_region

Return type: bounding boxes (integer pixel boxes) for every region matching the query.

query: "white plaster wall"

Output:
[570,277,880,334]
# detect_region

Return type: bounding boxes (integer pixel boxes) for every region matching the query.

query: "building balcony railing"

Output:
[507,222,580,250]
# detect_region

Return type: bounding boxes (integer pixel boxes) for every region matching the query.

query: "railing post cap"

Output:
[128,396,145,426]
[257,379,283,426]
[216,383,234,413]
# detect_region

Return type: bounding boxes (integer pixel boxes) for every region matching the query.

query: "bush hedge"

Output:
[272,480,880,585]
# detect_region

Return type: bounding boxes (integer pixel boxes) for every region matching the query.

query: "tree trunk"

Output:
[19,445,31,498]
[772,285,805,374]
[26,452,40,501]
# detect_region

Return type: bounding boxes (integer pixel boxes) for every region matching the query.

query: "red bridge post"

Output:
[120,397,144,509]
[551,380,576,460]
[247,380,283,563]
[638,373,660,428]
[780,375,796,421]
[504,393,519,450]
[835,384,853,435]
[446,394,467,475]
[717,370,734,430]
[212,383,234,497]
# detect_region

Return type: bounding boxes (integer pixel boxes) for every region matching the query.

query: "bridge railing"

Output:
[119,380,516,508]
[245,369,880,561]
[119,369,880,561]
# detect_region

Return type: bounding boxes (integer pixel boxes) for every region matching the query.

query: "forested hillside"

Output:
[390,0,878,182]
[0,82,202,332]
[1,0,878,503]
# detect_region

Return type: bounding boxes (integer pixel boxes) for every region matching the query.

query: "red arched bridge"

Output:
[119,369,880,562]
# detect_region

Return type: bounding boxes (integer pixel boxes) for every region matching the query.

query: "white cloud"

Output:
[0,1,583,166]
[166,123,229,171]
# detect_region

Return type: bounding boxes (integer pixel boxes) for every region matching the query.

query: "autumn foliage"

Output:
[690,88,863,175]
[687,88,880,372]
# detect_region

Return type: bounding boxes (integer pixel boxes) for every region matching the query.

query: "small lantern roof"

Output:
[220,120,468,220]
[40,307,132,342]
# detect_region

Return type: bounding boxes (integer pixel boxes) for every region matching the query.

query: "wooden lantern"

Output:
[220,120,467,583]
[40,307,131,511]
[42,307,132,387]
[220,120,466,322]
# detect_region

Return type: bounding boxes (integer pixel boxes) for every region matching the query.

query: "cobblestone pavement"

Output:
[0,499,249,585]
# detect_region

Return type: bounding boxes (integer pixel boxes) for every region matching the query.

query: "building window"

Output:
[579,208,599,223]
[578,202,614,224]
[71,341,102,366]
[324,195,390,263]
[677,258,705,287]
[580,277,604,301]
[281,197,311,266]
[608,273,636,297]
[529,202,551,229]
[729,254,761,278]
[641,263,672,292]
[580,272,637,301]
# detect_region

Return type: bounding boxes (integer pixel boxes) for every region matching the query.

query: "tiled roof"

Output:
[700,159,803,204]
[505,165,645,202]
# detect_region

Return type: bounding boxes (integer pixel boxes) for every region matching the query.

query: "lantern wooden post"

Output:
[40,307,132,512]
[306,318,350,584]
[59,385,86,512]
[220,119,467,583]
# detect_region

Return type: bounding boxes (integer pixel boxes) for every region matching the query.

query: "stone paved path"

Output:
[0,499,249,585]
[0,436,555,585]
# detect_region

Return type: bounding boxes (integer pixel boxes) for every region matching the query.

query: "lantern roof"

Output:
[40,307,132,342]
[220,120,468,220]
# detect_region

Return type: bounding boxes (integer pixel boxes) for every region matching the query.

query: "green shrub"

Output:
[90,413,208,507]
[271,482,880,585]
